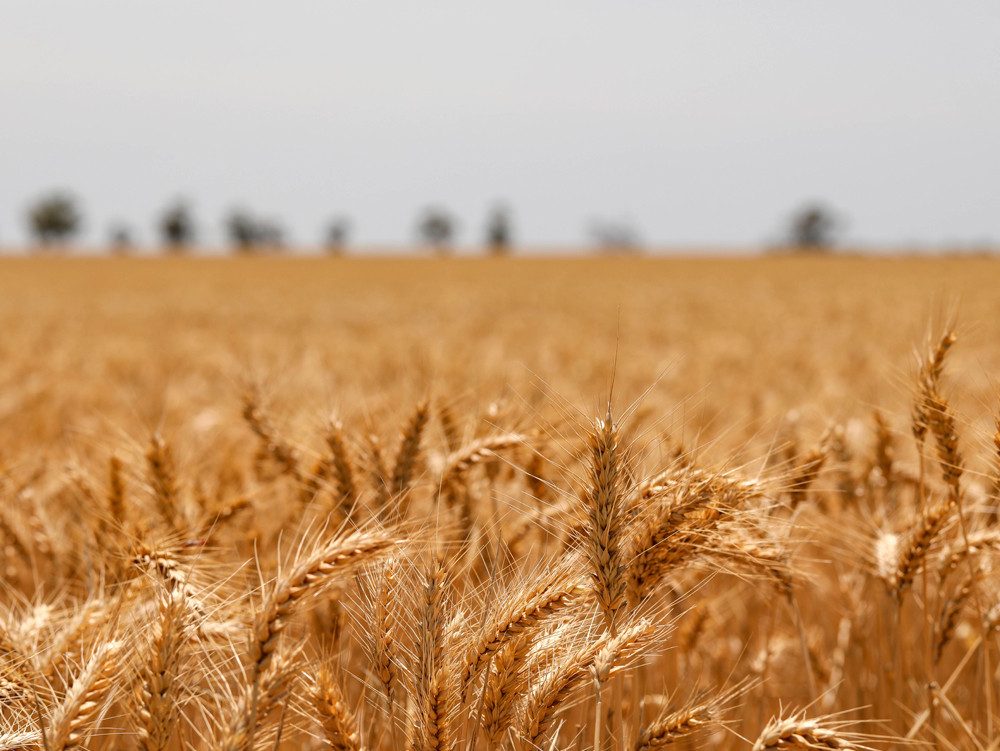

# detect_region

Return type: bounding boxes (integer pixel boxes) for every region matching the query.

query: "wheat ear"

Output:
[633,695,714,751]
[935,570,979,663]
[438,402,462,454]
[146,433,181,534]
[892,499,953,598]
[586,408,628,633]
[107,454,126,529]
[251,529,398,680]
[481,632,533,747]
[460,571,583,690]
[48,639,123,751]
[0,625,29,705]
[369,560,400,716]
[518,620,651,749]
[327,419,358,513]
[215,649,298,751]
[135,589,187,751]
[753,713,870,751]
[242,393,300,480]
[412,554,455,751]
[314,666,365,751]
[392,401,430,494]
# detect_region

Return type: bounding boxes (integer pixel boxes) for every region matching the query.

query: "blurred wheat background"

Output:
[4,255,998,450]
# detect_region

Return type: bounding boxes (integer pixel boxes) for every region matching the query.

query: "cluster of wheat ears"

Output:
[1,326,998,751]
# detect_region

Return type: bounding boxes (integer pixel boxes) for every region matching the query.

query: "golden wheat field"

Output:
[1,254,1000,751]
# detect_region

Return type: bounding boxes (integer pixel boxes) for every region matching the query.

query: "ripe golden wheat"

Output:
[1,257,999,750]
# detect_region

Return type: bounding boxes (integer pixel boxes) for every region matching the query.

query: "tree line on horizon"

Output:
[18,194,514,255]
[9,191,845,255]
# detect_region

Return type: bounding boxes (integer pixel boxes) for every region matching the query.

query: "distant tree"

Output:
[109,224,133,254]
[226,209,283,253]
[159,201,195,252]
[589,219,640,254]
[227,210,259,252]
[417,207,456,253]
[256,220,284,249]
[325,217,351,255]
[27,192,81,248]
[787,203,841,251]
[485,205,513,256]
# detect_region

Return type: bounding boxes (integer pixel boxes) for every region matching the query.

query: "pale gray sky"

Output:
[2,1,998,251]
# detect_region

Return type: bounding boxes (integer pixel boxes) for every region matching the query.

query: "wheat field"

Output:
[1,254,999,751]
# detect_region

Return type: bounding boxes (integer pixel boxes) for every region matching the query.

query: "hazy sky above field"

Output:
[2,2,999,251]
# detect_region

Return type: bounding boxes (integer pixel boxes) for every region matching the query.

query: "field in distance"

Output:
[1,254,997,452]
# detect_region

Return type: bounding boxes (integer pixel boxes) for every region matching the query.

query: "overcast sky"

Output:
[2,2,999,251]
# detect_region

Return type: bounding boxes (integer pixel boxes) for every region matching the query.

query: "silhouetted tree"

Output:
[27,192,81,248]
[325,217,350,255]
[589,219,640,254]
[227,211,257,251]
[485,204,513,256]
[159,201,195,252]
[417,208,456,253]
[226,209,283,253]
[256,220,284,249]
[109,224,133,254]
[787,203,840,251]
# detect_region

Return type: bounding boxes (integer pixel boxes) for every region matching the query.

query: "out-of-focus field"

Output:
[3,254,1000,751]
[2,255,998,460]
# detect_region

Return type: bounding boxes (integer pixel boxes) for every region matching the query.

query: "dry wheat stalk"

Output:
[788,441,829,508]
[591,618,656,685]
[481,632,533,746]
[215,648,299,751]
[134,588,188,751]
[516,636,598,750]
[391,401,430,499]
[985,601,1000,635]
[912,331,956,446]
[251,529,398,681]
[936,529,1000,580]
[440,434,525,499]
[517,619,651,749]
[459,569,583,690]
[242,394,300,480]
[871,410,894,487]
[0,508,30,567]
[585,409,629,633]
[990,414,1000,521]
[934,569,979,662]
[314,666,365,751]
[38,598,116,681]
[632,694,714,751]
[300,457,331,506]
[753,713,871,751]
[107,454,126,529]
[0,730,42,750]
[438,403,462,455]
[411,554,455,751]
[889,499,953,597]
[367,434,391,515]
[48,639,123,751]
[146,433,181,534]
[0,625,29,706]
[197,494,252,540]
[914,331,963,503]
[326,420,358,513]
[627,478,739,606]
[368,560,400,715]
